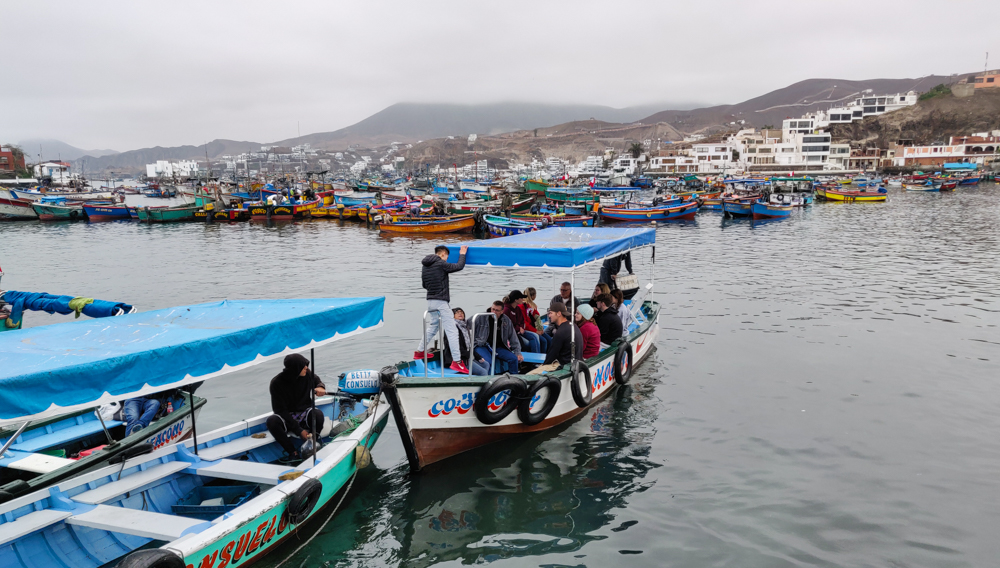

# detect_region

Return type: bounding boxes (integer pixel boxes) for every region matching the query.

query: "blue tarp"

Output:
[3,290,133,326]
[445,227,655,269]
[0,297,384,425]
[943,163,977,170]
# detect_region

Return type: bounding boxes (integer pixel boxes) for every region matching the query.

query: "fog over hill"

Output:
[67,73,979,173]
[18,139,118,162]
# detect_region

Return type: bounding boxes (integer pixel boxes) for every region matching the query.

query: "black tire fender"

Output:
[474,374,526,425]
[517,376,561,426]
[614,340,633,385]
[570,361,592,408]
[285,478,322,525]
[114,550,185,568]
[69,209,79,219]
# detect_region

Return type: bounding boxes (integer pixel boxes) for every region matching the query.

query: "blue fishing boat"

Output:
[0,296,390,568]
[483,214,538,237]
[722,198,755,218]
[751,201,793,219]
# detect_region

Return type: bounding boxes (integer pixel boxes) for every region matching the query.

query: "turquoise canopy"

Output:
[445,227,655,270]
[0,297,384,425]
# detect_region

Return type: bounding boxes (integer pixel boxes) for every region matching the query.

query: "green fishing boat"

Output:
[523,179,549,194]
[545,187,597,205]
[136,203,200,223]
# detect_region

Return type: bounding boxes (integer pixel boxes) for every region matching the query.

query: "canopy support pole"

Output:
[0,421,30,460]
[490,314,498,375]
[95,411,115,446]
[311,348,317,468]
[187,391,199,456]
[570,270,576,367]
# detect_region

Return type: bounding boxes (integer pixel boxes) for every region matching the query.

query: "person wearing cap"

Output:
[574,303,601,359]
[474,301,523,374]
[266,353,327,462]
[529,300,583,375]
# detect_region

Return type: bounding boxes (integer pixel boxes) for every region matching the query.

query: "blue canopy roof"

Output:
[0,297,384,425]
[445,227,655,270]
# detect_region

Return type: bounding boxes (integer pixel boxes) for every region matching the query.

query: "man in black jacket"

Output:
[415,244,470,373]
[529,300,583,375]
[599,252,633,287]
[266,353,326,461]
[593,293,624,345]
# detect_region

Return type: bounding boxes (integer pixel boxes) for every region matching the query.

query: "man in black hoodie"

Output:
[266,353,326,460]
[415,244,470,373]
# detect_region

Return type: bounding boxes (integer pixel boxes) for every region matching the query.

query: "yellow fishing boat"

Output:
[378,214,476,234]
[816,186,887,202]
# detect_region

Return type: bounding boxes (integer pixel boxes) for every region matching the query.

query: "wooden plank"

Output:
[193,460,300,485]
[66,505,206,541]
[197,433,274,462]
[0,509,72,546]
[10,420,122,453]
[72,461,189,505]
[6,453,76,474]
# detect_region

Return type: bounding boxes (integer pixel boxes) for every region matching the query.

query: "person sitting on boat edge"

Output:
[574,303,601,359]
[612,289,635,337]
[473,301,523,374]
[529,300,583,375]
[444,308,489,376]
[593,293,623,346]
[267,353,326,462]
[599,252,633,287]
[414,244,470,374]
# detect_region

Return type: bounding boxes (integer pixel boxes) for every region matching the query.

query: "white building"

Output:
[690,143,737,172]
[33,162,74,185]
[145,160,200,179]
[807,91,917,128]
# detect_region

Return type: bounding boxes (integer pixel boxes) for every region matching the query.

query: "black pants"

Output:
[266,409,324,455]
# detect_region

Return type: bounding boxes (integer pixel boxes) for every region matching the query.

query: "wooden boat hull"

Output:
[904,184,939,192]
[751,202,793,219]
[816,187,888,202]
[722,200,753,217]
[31,203,86,221]
[510,213,594,227]
[137,205,200,223]
[385,301,659,470]
[958,177,980,186]
[248,200,319,220]
[700,198,724,211]
[379,215,476,234]
[484,214,538,237]
[0,197,38,220]
[600,201,698,222]
[523,179,549,194]
[448,196,535,214]
[82,205,132,221]
[939,181,958,191]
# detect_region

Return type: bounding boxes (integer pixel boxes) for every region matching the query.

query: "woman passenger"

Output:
[611,289,635,336]
[574,304,601,359]
[519,287,549,353]
[589,283,611,308]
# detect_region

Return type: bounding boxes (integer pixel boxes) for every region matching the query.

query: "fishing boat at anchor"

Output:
[510,212,595,227]
[0,197,37,220]
[247,199,320,221]
[378,214,476,234]
[136,203,200,223]
[750,201,793,219]
[600,200,698,222]
[366,228,660,471]
[483,214,539,237]
[0,296,390,568]
[722,198,754,217]
[82,204,133,222]
[815,186,888,202]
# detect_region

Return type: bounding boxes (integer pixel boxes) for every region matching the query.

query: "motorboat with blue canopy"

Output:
[363,228,661,471]
[0,297,383,505]
[0,295,392,568]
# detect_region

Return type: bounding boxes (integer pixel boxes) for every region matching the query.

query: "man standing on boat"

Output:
[599,252,633,288]
[415,245,470,374]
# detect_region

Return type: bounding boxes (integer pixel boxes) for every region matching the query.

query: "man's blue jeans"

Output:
[475,346,518,374]
[124,398,161,436]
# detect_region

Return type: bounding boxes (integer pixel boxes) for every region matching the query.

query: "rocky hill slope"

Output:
[829,89,1000,147]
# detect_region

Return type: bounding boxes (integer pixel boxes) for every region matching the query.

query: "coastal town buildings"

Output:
[32,161,74,185]
[0,146,26,173]
[970,69,999,89]
[893,133,1000,167]
[145,160,200,179]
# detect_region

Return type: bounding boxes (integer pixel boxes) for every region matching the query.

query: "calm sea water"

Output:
[2,185,999,567]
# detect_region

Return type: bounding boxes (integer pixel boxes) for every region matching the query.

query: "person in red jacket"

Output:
[574,304,601,359]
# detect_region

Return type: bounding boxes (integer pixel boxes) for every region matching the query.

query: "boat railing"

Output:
[421,310,447,379]
[468,313,499,376]
[628,283,653,322]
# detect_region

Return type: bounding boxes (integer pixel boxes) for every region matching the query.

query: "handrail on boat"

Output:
[468,313,499,376]
[421,310,445,379]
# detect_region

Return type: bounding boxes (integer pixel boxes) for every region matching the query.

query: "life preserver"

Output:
[570,361,592,408]
[114,550,185,568]
[473,374,526,425]
[517,376,561,426]
[614,340,633,385]
[285,478,322,525]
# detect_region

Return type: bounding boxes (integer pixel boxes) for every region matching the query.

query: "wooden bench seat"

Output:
[0,508,72,546]
[66,504,208,541]
[72,461,190,505]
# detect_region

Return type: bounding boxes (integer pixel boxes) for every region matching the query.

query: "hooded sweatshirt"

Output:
[421,253,466,302]
[269,353,325,430]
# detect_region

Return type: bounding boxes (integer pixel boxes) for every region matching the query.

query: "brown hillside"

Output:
[828,89,1000,147]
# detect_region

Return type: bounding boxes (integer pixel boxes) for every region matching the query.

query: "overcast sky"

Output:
[5,0,998,151]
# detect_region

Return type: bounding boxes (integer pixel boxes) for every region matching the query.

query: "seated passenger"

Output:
[266,353,326,462]
[445,308,489,375]
[123,396,161,436]
[593,293,623,345]
[519,287,549,353]
[611,289,635,336]
[473,301,523,374]
[574,304,601,359]
[589,283,611,308]
[529,300,583,375]
[504,290,542,353]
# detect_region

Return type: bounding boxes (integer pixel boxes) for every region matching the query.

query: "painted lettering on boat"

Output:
[427,388,515,418]
[146,420,185,449]
[591,360,614,393]
[193,513,285,568]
